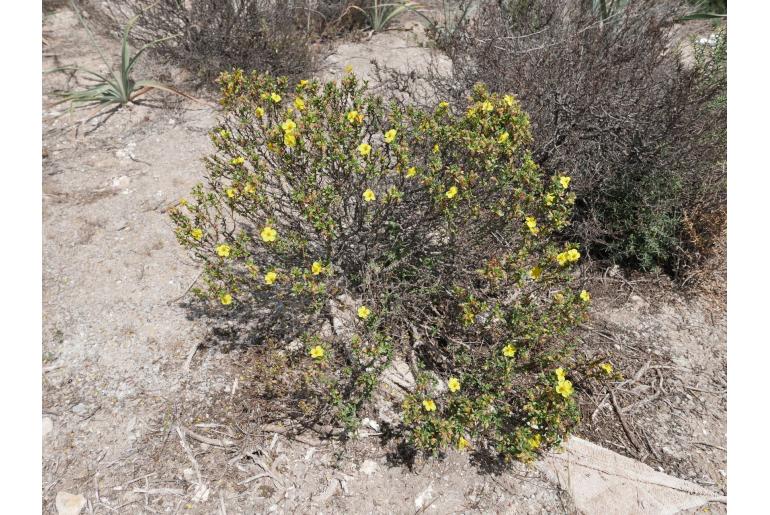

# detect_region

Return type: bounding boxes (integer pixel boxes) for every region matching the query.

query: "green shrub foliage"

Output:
[170,71,590,462]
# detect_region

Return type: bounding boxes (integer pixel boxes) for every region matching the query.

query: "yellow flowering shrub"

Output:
[170,72,588,463]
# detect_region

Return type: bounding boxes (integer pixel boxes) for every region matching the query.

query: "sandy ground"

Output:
[42,5,726,514]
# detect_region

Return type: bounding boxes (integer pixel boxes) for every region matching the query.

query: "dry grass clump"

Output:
[86,0,365,87]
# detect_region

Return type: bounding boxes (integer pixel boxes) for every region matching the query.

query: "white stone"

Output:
[43,417,54,439]
[55,491,86,515]
[112,176,130,189]
[414,482,434,509]
[359,459,378,476]
[183,467,197,483]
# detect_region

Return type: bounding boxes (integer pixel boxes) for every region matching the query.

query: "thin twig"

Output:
[183,341,202,373]
[692,441,726,452]
[176,426,202,484]
[610,391,642,455]
[182,425,237,448]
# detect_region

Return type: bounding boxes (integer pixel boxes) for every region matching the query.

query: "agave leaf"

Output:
[132,80,211,105]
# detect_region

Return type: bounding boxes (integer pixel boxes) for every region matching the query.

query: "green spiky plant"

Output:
[352,1,419,32]
[413,0,477,48]
[52,2,195,108]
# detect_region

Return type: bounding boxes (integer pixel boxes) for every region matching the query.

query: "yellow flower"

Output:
[299,79,309,87]
[260,92,270,100]
[191,228,203,241]
[406,166,417,178]
[503,94,514,107]
[270,92,281,103]
[311,261,323,275]
[231,156,245,166]
[357,305,371,319]
[580,290,591,302]
[310,345,324,359]
[525,216,539,235]
[481,100,493,112]
[528,434,542,449]
[255,107,264,117]
[220,293,233,305]
[438,101,449,109]
[529,266,542,280]
[433,144,440,154]
[545,193,555,206]
[599,363,613,375]
[498,131,509,143]
[346,110,363,124]
[448,377,461,393]
[556,379,574,398]
[216,244,231,257]
[284,131,297,147]
[226,188,237,198]
[554,292,565,303]
[281,119,297,133]
[503,344,517,358]
[264,271,277,285]
[445,186,458,199]
[261,226,277,242]
[294,97,305,110]
[218,129,230,139]
[179,198,188,207]
[556,252,569,266]
[244,183,256,195]
[384,129,397,143]
[358,142,372,157]
[559,175,571,189]
[362,189,376,202]
[457,436,469,450]
[567,248,581,262]
[422,399,437,412]
[344,64,354,74]
[555,367,566,382]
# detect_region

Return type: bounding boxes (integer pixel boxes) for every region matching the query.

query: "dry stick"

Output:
[610,391,643,456]
[640,426,662,462]
[182,342,201,373]
[621,389,662,414]
[692,441,727,452]
[591,393,610,422]
[237,473,271,486]
[169,271,204,307]
[125,472,157,485]
[176,426,202,484]
[132,488,184,496]
[182,426,237,448]
[685,385,726,396]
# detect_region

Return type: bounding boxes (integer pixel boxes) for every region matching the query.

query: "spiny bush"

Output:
[387,0,726,275]
[88,1,362,87]
[170,70,596,463]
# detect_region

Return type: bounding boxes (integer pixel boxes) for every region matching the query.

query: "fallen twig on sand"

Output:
[181,425,237,448]
[176,426,202,484]
[610,391,643,456]
[132,488,184,496]
[182,341,202,373]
